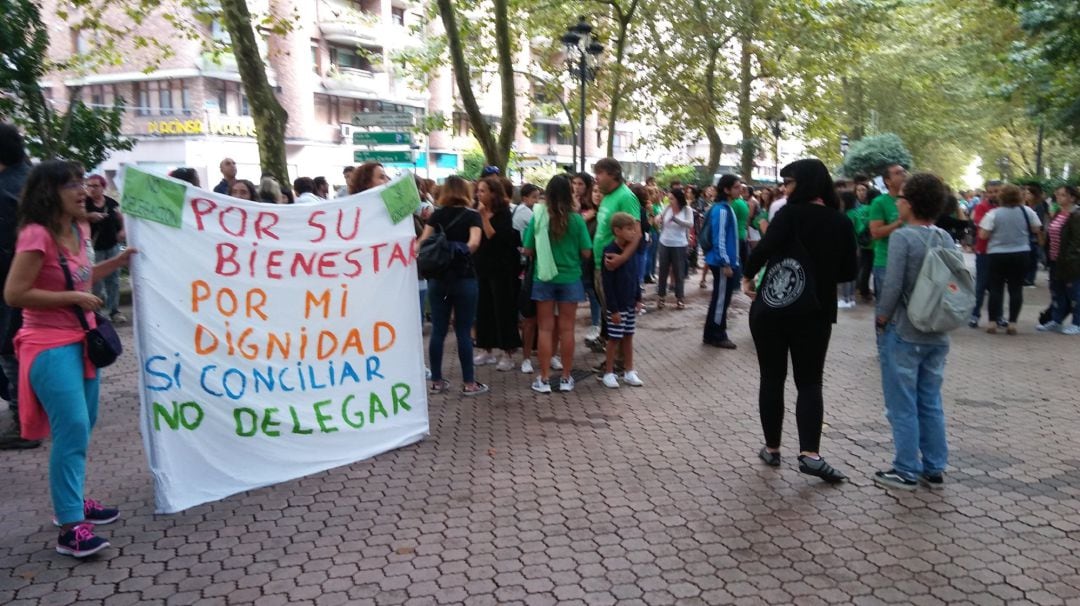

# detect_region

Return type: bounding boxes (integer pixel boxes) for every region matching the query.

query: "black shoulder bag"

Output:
[57,241,122,368]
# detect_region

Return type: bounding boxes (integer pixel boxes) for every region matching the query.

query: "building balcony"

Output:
[322,66,389,95]
[319,2,382,46]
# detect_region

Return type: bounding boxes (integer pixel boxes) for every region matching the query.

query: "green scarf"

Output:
[532,203,559,282]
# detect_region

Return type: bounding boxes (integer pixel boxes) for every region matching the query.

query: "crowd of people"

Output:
[2,113,1079,559]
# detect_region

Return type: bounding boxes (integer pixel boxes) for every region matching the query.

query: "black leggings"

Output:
[858,248,874,298]
[987,251,1028,324]
[750,315,833,453]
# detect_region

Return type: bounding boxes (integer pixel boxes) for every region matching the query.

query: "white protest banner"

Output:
[123,167,428,514]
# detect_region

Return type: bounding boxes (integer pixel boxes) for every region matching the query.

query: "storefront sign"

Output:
[353,131,413,145]
[124,167,428,514]
[145,117,257,138]
[352,112,415,127]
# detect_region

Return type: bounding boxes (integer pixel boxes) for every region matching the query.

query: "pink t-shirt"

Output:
[16,223,96,331]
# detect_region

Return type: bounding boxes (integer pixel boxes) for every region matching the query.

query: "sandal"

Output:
[657,298,666,310]
[699,280,707,289]
[462,382,490,397]
[429,380,450,394]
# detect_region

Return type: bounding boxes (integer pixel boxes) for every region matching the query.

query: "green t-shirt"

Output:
[523,212,592,284]
[731,198,749,241]
[593,183,640,269]
[847,205,871,249]
[649,202,663,234]
[868,193,899,267]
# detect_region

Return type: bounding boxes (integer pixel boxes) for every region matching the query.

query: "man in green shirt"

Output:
[593,158,641,271]
[731,184,751,264]
[867,163,908,294]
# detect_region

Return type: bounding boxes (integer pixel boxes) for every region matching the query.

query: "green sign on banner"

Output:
[354,150,414,164]
[352,131,413,146]
[121,168,186,228]
[380,175,421,225]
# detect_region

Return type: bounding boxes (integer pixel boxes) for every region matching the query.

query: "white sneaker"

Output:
[1037,320,1062,332]
[1062,325,1080,335]
[520,359,534,374]
[473,351,497,366]
[425,366,432,380]
[622,370,644,387]
[550,355,563,371]
[601,373,619,389]
[584,326,601,341]
[559,376,575,392]
[531,377,552,394]
[495,355,514,372]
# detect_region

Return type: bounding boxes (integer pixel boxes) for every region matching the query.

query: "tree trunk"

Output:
[737,28,754,180]
[492,0,516,172]
[219,0,289,184]
[705,125,722,180]
[703,44,722,179]
[436,0,513,172]
[604,0,639,158]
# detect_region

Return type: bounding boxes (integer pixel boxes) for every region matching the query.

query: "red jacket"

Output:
[972,200,995,255]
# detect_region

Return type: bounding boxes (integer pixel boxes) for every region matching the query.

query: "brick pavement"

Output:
[2,273,1079,605]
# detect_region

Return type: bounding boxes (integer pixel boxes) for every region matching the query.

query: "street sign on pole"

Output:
[353,150,414,164]
[351,112,415,128]
[840,134,850,157]
[352,131,413,146]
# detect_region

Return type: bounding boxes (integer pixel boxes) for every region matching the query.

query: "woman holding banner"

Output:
[4,160,135,557]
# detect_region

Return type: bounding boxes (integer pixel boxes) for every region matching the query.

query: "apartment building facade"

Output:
[36,0,652,190]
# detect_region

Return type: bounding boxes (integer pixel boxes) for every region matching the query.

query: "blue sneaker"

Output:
[56,523,110,558]
[53,499,120,527]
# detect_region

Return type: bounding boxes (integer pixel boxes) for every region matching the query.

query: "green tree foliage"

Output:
[654,164,699,188]
[841,134,913,177]
[1004,0,1080,139]
[59,0,296,183]
[0,0,133,168]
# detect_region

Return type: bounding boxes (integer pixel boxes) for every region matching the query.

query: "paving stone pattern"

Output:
[2,279,1079,605]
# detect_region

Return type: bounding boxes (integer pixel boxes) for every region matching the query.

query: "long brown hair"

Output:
[479,176,509,212]
[437,176,472,207]
[545,174,574,240]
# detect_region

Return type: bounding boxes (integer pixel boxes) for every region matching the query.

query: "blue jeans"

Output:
[93,245,122,315]
[428,277,478,384]
[971,253,989,320]
[582,277,601,328]
[872,266,886,298]
[31,343,100,524]
[877,327,949,481]
[1049,264,1080,325]
[644,234,659,278]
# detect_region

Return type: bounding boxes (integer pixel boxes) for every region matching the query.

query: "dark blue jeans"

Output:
[971,253,989,320]
[428,277,479,384]
[1049,263,1080,325]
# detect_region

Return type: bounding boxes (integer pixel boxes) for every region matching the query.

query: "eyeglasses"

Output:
[61,180,87,190]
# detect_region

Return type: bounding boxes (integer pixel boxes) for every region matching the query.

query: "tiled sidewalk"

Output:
[2,279,1079,605]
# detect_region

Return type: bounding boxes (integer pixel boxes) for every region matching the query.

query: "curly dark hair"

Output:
[901,173,947,221]
[348,162,383,194]
[18,160,84,233]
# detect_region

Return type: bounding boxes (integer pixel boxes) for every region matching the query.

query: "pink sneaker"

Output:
[56,523,110,558]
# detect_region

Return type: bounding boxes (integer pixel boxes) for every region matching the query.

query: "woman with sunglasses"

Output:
[5,161,136,557]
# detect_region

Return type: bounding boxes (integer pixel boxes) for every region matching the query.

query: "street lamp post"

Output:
[561,17,603,173]
[767,116,784,184]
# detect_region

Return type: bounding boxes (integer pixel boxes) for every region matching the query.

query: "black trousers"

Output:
[987,251,1028,324]
[475,271,523,350]
[750,314,833,453]
[857,248,875,298]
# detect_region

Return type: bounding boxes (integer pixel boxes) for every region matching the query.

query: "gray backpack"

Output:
[905,228,975,332]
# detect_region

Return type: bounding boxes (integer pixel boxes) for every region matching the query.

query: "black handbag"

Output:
[752,232,820,317]
[57,247,123,368]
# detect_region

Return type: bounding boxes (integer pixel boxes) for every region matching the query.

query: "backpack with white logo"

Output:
[906,228,975,332]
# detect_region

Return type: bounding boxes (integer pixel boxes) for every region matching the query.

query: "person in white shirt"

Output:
[511,183,539,236]
[655,188,695,309]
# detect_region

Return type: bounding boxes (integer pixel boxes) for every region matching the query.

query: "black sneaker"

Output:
[758,447,781,467]
[873,469,918,491]
[798,455,847,483]
[919,473,945,489]
[56,523,110,558]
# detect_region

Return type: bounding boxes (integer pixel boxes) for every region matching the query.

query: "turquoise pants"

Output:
[31,344,100,525]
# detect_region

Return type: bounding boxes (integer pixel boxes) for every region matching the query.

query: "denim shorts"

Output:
[532,279,586,303]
